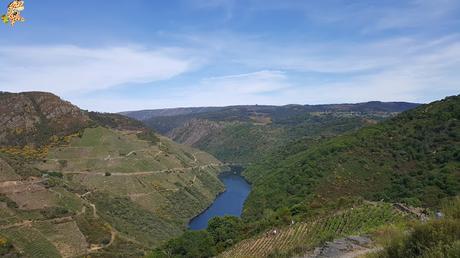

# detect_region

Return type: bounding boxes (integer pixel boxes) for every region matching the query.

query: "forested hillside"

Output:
[243,95,459,221]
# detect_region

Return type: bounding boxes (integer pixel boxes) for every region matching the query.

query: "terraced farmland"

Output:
[1,226,61,258]
[220,204,403,258]
[37,127,220,174]
[0,125,228,256]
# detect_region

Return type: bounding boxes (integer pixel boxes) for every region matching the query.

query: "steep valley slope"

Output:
[243,95,460,221]
[150,95,459,258]
[123,102,420,164]
[231,95,460,257]
[0,92,226,257]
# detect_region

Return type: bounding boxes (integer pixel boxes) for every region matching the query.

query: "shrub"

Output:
[149,231,216,258]
[0,194,18,209]
[207,216,243,252]
[47,171,63,178]
[0,236,14,256]
[378,219,460,258]
[40,206,70,219]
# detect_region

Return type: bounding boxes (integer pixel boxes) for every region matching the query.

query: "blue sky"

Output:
[0,0,459,112]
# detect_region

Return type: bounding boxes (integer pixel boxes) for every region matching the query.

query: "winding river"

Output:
[188,167,251,230]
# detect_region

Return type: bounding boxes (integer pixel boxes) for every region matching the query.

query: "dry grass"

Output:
[34,221,88,258]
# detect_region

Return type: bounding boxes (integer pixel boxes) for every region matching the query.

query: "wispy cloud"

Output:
[65,32,460,112]
[73,70,290,112]
[0,45,194,95]
[372,0,460,31]
[201,70,289,94]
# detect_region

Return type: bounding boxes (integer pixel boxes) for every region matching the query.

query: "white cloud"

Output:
[64,70,291,112]
[68,33,460,112]
[201,70,289,94]
[0,45,194,94]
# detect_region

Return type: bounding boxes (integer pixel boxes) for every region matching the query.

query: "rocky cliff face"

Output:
[0,92,90,146]
[169,119,226,146]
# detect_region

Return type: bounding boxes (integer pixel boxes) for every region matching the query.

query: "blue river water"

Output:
[188,167,251,230]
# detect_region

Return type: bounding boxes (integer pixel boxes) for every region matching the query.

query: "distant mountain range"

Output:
[122,101,421,164]
[122,101,420,121]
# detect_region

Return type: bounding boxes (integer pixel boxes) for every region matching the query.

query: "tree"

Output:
[207,216,243,252]
[149,231,216,258]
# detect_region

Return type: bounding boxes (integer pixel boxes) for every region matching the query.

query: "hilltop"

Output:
[0,92,90,147]
[123,102,420,164]
[0,92,226,257]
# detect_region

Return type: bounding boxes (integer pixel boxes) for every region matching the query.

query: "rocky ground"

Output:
[304,236,380,258]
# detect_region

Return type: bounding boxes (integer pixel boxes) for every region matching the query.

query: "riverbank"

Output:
[188,166,251,230]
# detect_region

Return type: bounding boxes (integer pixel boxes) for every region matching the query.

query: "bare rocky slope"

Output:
[0,92,90,146]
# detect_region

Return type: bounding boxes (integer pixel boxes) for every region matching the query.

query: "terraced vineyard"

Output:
[220,204,404,258]
[0,92,230,257]
[1,227,61,258]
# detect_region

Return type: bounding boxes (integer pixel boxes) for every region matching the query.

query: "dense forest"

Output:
[243,95,459,222]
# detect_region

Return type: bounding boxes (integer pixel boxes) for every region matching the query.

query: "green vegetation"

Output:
[370,197,460,258]
[153,202,404,258]
[0,92,227,257]
[152,114,383,164]
[137,129,161,145]
[75,207,112,246]
[45,171,64,178]
[150,216,243,258]
[91,237,146,258]
[1,91,456,257]
[0,194,19,209]
[376,220,460,258]
[136,102,418,164]
[1,227,61,258]
[222,203,403,258]
[0,92,90,148]
[0,235,17,257]
[149,231,217,258]
[243,95,460,222]
[208,216,244,252]
[150,95,459,257]
[40,206,71,219]
[88,192,182,247]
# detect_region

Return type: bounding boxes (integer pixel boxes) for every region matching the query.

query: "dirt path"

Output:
[0,220,33,229]
[61,163,223,176]
[75,192,118,252]
[88,223,117,252]
[89,203,97,218]
[0,215,74,230]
